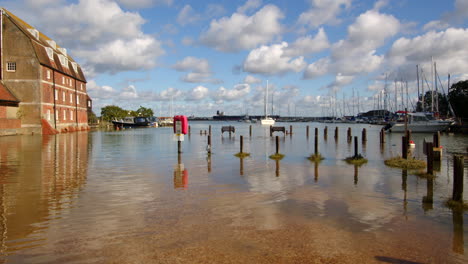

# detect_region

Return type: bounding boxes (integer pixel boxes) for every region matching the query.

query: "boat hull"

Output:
[387,122,450,133]
[260,118,275,126]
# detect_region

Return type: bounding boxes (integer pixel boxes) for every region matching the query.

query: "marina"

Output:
[0,122,467,263]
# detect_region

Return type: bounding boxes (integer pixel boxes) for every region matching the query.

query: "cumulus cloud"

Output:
[243,42,306,75]
[177,4,201,26]
[211,84,251,101]
[119,85,138,99]
[387,28,468,79]
[325,73,355,92]
[298,0,351,29]
[243,75,262,84]
[442,0,468,24]
[304,9,400,79]
[283,28,330,57]
[152,87,183,101]
[86,80,117,99]
[237,0,262,14]
[172,57,221,84]
[200,4,284,52]
[186,86,209,101]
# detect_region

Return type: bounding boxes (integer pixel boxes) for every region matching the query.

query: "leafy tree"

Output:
[100,105,127,121]
[416,91,449,116]
[448,80,468,118]
[88,110,98,124]
[135,106,154,117]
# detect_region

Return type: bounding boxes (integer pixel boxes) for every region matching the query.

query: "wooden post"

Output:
[207,134,211,154]
[354,136,358,158]
[433,131,440,148]
[188,125,191,135]
[290,125,293,135]
[240,135,244,153]
[402,136,408,159]
[314,128,318,155]
[249,125,252,137]
[362,128,367,143]
[209,125,212,136]
[200,130,202,135]
[276,136,279,154]
[306,125,309,138]
[380,128,386,144]
[177,140,182,154]
[452,155,464,201]
[426,142,434,175]
[270,125,273,137]
[433,131,442,161]
[334,127,338,140]
[347,127,352,142]
[324,126,328,140]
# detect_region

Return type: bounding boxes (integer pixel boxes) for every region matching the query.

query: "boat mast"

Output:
[421,67,425,111]
[265,80,269,118]
[431,57,434,112]
[394,79,397,111]
[434,61,439,114]
[416,65,420,110]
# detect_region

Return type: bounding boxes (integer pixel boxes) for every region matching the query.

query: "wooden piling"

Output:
[207,134,211,153]
[354,136,358,158]
[270,125,273,137]
[200,130,202,135]
[177,140,182,154]
[209,125,212,136]
[334,127,338,140]
[276,136,279,154]
[347,127,352,142]
[452,155,464,202]
[306,125,309,138]
[426,142,434,175]
[314,128,318,155]
[249,125,252,137]
[290,125,293,135]
[402,136,408,159]
[240,135,244,153]
[362,128,367,143]
[433,131,440,148]
[433,131,442,161]
[324,126,328,139]
[188,125,191,135]
[380,128,386,144]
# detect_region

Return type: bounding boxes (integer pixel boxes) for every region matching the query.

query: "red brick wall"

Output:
[0,106,6,118]
[0,118,21,129]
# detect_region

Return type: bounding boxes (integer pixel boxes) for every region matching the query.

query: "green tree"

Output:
[100,105,127,121]
[88,110,98,124]
[448,80,468,118]
[417,91,449,116]
[135,106,154,117]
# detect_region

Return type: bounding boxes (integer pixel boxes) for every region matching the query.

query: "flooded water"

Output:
[0,122,467,263]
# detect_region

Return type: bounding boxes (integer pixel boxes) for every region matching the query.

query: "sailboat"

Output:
[261,80,275,125]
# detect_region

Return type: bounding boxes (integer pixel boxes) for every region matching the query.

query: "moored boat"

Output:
[385,113,453,133]
[112,117,153,128]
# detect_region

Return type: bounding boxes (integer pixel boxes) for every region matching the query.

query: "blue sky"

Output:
[1,0,467,117]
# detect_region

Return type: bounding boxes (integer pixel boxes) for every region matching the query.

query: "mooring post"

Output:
[207,134,211,154]
[249,125,252,137]
[275,135,279,154]
[200,130,202,135]
[290,125,293,135]
[314,127,318,155]
[402,136,408,159]
[433,131,442,161]
[188,125,191,135]
[362,128,367,143]
[306,125,309,138]
[270,125,273,137]
[354,136,358,158]
[380,128,386,144]
[324,126,328,140]
[452,155,464,202]
[347,127,352,142]
[334,126,338,140]
[240,135,244,153]
[426,142,434,175]
[178,140,182,154]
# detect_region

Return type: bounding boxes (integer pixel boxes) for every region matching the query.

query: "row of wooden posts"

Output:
[188,124,465,203]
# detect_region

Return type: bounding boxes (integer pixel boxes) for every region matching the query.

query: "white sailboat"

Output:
[261,80,275,125]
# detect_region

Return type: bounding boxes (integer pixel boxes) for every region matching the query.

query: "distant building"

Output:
[0,8,91,136]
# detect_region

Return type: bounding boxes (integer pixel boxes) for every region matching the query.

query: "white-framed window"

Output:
[80,83,83,90]
[55,110,59,121]
[47,70,51,80]
[62,76,65,84]
[88,100,91,107]
[55,90,58,100]
[63,110,66,120]
[70,110,73,121]
[76,95,80,104]
[6,62,16,72]
[63,91,66,101]
[70,93,73,103]
[47,109,51,121]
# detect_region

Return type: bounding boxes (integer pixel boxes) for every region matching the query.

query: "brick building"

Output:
[0,8,91,136]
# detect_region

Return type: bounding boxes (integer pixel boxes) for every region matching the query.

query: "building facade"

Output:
[0,8,90,136]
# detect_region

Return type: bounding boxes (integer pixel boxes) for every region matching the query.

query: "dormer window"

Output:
[58,54,68,68]
[45,47,54,61]
[71,62,78,73]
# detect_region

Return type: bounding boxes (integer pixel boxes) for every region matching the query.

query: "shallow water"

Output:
[0,122,467,263]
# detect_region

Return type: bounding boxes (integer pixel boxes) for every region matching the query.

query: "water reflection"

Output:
[453,209,464,254]
[422,176,434,212]
[174,154,188,190]
[0,133,89,256]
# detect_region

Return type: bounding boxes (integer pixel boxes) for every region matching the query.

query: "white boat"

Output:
[385,113,452,133]
[261,80,275,126]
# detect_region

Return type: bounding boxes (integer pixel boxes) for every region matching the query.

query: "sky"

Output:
[1,0,467,117]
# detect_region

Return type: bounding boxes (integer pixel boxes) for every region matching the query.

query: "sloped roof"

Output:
[2,8,87,82]
[0,82,19,105]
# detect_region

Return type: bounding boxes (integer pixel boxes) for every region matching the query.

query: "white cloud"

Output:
[173,56,210,74]
[200,4,284,52]
[182,37,194,46]
[211,84,251,101]
[243,75,262,84]
[237,0,262,14]
[442,0,468,24]
[387,28,468,78]
[86,80,117,99]
[119,85,138,99]
[152,87,183,101]
[298,0,351,29]
[177,4,201,26]
[423,20,450,31]
[284,28,330,57]
[181,73,222,84]
[187,86,209,101]
[243,42,307,75]
[325,73,355,92]
[304,9,400,79]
